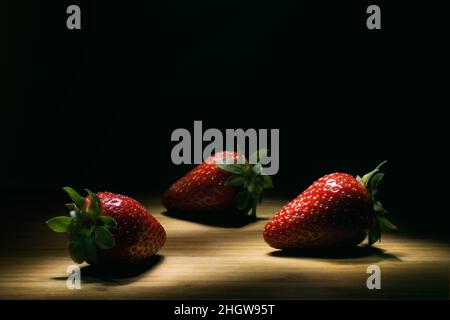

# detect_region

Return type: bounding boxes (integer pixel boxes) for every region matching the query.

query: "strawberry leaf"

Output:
[85,189,103,219]
[47,187,118,264]
[377,215,397,231]
[84,236,97,263]
[218,150,275,219]
[360,161,397,246]
[63,187,86,211]
[46,216,72,233]
[259,175,273,188]
[373,200,387,214]
[252,163,263,175]
[94,227,115,249]
[235,191,251,210]
[369,172,384,197]
[361,160,387,186]
[226,175,246,187]
[69,234,86,264]
[247,180,255,193]
[98,216,117,228]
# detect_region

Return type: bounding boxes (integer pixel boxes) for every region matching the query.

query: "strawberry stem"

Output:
[358,161,397,246]
[216,149,273,219]
[46,187,117,264]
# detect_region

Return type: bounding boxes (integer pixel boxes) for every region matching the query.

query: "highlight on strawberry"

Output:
[46,187,166,264]
[162,150,273,219]
[264,161,396,250]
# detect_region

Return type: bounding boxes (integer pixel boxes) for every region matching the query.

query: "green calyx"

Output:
[356,161,397,246]
[216,149,273,219]
[46,187,117,264]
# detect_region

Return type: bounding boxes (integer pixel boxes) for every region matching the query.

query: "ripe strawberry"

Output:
[47,188,166,264]
[162,150,273,218]
[264,161,396,249]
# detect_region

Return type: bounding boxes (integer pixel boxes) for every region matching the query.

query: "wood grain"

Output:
[0,197,449,299]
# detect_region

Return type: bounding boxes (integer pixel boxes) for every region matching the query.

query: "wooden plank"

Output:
[0,197,448,299]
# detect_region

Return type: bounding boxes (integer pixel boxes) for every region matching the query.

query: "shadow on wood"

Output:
[51,255,164,285]
[269,246,402,263]
[162,210,267,228]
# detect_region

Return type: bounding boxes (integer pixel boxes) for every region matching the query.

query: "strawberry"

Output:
[47,187,166,264]
[162,150,273,218]
[263,161,396,250]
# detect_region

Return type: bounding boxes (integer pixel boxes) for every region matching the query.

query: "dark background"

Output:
[2,1,448,228]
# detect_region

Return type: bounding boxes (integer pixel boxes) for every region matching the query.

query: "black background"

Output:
[3,300,449,319]
[2,1,448,227]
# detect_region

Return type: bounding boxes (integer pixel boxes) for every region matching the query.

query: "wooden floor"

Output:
[0,196,449,299]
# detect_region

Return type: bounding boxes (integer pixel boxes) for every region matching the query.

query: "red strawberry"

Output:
[162,150,273,218]
[47,188,166,264]
[264,161,396,250]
